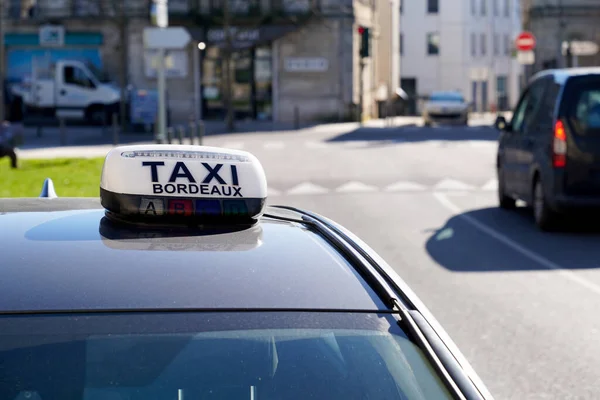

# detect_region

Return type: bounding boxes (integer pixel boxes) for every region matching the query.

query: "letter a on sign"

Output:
[140,198,165,215]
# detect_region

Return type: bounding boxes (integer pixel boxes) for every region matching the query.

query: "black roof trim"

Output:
[271,206,489,400]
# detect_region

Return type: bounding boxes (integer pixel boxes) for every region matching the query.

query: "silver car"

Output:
[422,91,470,126]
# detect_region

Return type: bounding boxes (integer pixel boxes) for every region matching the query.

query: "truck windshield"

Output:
[0,312,453,400]
[85,62,111,83]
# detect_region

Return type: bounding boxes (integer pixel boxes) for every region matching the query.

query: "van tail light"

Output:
[553,120,567,168]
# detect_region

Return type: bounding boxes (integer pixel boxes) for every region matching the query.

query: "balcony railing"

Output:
[530,4,600,18]
[4,0,343,21]
[7,0,151,20]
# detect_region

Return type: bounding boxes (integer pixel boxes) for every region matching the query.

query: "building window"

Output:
[493,34,499,55]
[400,33,403,55]
[493,0,498,16]
[471,33,477,56]
[427,0,438,13]
[471,0,477,15]
[504,0,510,16]
[427,32,440,55]
[480,0,486,15]
[480,33,486,55]
[504,34,510,55]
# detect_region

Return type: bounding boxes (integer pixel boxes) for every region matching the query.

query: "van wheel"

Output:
[533,177,559,231]
[498,166,516,209]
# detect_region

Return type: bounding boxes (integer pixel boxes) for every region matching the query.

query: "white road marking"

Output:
[341,141,370,148]
[433,192,600,296]
[335,181,378,193]
[434,178,476,191]
[305,141,330,149]
[222,141,245,149]
[267,187,282,196]
[469,141,496,148]
[286,182,329,196]
[482,179,498,191]
[264,141,285,150]
[384,181,427,192]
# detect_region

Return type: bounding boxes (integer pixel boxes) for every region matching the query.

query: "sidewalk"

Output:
[19,119,328,151]
[16,114,506,160]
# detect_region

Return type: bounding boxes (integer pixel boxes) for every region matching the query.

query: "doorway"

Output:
[201,45,273,120]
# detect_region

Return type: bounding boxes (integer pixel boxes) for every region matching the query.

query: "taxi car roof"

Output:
[0,198,387,314]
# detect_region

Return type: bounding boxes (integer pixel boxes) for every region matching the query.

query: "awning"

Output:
[188,24,302,49]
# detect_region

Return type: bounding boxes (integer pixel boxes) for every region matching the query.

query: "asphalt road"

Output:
[18,116,599,399]
[202,119,599,400]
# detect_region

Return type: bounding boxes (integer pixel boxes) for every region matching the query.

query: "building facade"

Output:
[400,0,523,114]
[3,0,398,124]
[524,0,600,75]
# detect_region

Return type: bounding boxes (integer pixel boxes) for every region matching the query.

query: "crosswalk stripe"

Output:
[482,179,498,191]
[434,178,476,191]
[335,181,378,193]
[305,141,330,149]
[267,187,282,196]
[264,141,285,150]
[222,141,244,149]
[384,181,427,192]
[286,182,329,196]
[341,141,370,148]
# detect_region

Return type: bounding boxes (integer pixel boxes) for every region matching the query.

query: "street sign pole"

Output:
[157,47,167,142]
[153,0,168,142]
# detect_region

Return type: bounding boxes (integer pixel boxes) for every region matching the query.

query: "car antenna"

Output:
[39,178,58,199]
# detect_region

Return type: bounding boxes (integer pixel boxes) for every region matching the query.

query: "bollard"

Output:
[177,125,185,144]
[59,118,67,146]
[189,121,197,145]
[294,106,300,130]
[198,121,205,145]
[167,127,174,144]
[112,113,119,146]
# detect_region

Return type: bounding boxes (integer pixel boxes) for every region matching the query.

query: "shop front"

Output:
[192,25,298,121]
[202,45,273,120]
[4,25,105,85]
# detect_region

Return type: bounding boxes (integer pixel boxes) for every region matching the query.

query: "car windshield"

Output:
[429,93,464,103]
[0,312,453,400]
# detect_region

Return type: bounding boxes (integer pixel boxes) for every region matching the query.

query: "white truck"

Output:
[11,59,121,124]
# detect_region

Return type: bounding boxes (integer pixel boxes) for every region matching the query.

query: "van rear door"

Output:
[559,74,600,196]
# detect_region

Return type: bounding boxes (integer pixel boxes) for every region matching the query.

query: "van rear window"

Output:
[565,78,600,136]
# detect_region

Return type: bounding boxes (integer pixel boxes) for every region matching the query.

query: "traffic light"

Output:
[358,26,370,58]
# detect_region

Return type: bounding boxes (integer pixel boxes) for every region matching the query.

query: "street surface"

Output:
[18,114,600,400]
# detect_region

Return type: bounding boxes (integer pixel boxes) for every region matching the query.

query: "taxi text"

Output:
[142,161,243,197]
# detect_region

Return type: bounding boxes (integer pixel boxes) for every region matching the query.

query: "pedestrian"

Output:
[0,95,24,169]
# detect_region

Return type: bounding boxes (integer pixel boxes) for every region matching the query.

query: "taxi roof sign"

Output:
[100,144,268,225]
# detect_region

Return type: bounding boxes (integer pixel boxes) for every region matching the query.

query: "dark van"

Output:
[495,68,600,231]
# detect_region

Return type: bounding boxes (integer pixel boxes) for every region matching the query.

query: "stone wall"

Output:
[273,18,348,122]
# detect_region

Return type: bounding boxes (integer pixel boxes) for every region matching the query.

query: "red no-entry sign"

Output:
[516,32,536,51]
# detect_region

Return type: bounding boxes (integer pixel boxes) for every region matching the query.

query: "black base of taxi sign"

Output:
[100,188,265,227]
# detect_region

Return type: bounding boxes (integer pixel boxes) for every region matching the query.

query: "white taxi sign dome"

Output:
[100,144,268,224]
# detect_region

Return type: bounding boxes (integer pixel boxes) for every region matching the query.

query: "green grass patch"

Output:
[0,157,104,197]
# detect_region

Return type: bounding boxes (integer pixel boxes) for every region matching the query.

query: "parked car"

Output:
[422,91,470,126]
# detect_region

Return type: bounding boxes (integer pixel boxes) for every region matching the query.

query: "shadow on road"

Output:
[426,206,600,272]
[327,124,499,144]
